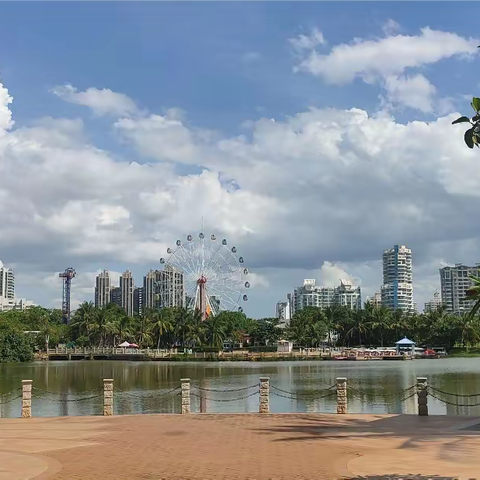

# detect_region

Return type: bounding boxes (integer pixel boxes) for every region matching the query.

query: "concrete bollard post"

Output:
[417,377,428,416]
[21,380,32,418]
[103,379,114,416]
[336,377,347,414]
[181,378,191,414]
[259,377,270,413]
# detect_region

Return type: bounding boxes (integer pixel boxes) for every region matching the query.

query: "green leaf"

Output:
[472,97,480,112]
[465,127,475,148]
[452,116,471,125]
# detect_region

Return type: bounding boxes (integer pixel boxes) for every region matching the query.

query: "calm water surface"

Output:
[1,358,479,417]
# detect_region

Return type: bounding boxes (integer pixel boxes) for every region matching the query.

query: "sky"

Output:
[1,2,480,317]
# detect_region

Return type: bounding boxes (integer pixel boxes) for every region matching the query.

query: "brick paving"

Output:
[1,414,480,480]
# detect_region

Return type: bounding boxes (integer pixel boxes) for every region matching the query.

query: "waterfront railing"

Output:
[2,376,479,418]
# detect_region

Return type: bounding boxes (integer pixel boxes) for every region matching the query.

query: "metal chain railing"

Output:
[271,389,337,401]
[190,390,259,402]
[0,387,21,398]
[0,393,22,405]
[348,384,416,398]
[32,386,103,396]
[427,390,480,407]
[193,383,259,393]
[31,393,103,403]
[428,385,480,398]
[270,384,336,397]
[115,386,181,399]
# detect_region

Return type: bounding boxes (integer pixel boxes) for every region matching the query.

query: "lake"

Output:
[1,358,479,418]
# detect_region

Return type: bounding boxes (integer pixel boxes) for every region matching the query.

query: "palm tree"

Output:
[149,309,173,349]
[365,304,390,347]
[185,309,205,347]
[465,275,480,318]
[457,314,480,351]
[346,310,369,346]
[205,315,226,348]
[70,301,97,343]
[135,312,154,348]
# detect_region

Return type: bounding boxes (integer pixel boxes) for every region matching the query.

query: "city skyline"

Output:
[2,3,480,317]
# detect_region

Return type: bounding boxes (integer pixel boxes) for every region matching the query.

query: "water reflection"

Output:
[1,358,480,417]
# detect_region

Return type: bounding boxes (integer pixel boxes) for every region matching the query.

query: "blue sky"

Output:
[1,2,480,316]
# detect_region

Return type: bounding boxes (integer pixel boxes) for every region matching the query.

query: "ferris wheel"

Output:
[159,233,249,320]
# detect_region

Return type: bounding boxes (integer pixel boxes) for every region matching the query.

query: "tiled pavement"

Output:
[0,413,479,480]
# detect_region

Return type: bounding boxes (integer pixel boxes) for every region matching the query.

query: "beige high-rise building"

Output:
[143,270,157,310]
[120,270,135,316]
[440,264,480,315]
[95,270,111,308]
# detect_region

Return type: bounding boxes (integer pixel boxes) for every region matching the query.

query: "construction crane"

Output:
[59,267,76,324]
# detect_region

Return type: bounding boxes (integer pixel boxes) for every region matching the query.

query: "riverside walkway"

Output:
[1,413,480,480]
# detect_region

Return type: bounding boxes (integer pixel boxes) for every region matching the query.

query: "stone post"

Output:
[336,377,347,414]
[103,379,114,416]
[21,380,32,418]
[259,377,270,414]
[417,377,428,416]
[181,378,191,414]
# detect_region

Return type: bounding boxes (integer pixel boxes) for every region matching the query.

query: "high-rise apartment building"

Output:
[120,270,135,316]
[134,287,143,316]
[440,264,480,315]
[381,245,414,311]
[276,299,291,326]
[334,279,362,309]
[366,291,382,307]
[290,278,361,316]
[424,290,441,313]
[143,270,157,310]
[94,270,111,308]
[157,266,185,308]
[0,260,15,300]
[110,287,122,307]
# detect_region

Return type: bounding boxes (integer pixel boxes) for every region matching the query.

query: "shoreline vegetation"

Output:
[2,301,480,364]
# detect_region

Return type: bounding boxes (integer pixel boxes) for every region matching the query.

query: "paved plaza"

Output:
[0,413,480,480]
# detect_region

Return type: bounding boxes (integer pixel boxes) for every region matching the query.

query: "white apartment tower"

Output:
[290,278,361,315]
[0,260,14,300]
[157,266,185,308]
[424,290,442,313]
[120,270,135,316]
[95,270,111,308]
[440,264,480,315]
[276,299,291,326]
[381,245,414,311]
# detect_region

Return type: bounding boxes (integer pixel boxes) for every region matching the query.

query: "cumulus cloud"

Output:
[3,74,480,314]
[294,27,478,112]
[383,74,437,112]
[382,19,401,36]
[0,82,13,133]
[289,28,326,51]
[52,84,140,117]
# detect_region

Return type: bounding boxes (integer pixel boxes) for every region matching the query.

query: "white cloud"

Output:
[0,82,13,133]
[52,84,140,117]
[4,75,480,314]
[289,28,326,51]
[296,27,477,84]
[382,19,401,36]
[317,261,355,288]
[383,74,437,113]
[294,27,478,112]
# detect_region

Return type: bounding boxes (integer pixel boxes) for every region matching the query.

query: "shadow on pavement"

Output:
[344,476,468,480]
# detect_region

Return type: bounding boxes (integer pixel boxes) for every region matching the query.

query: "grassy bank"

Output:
[447,347,480,357]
